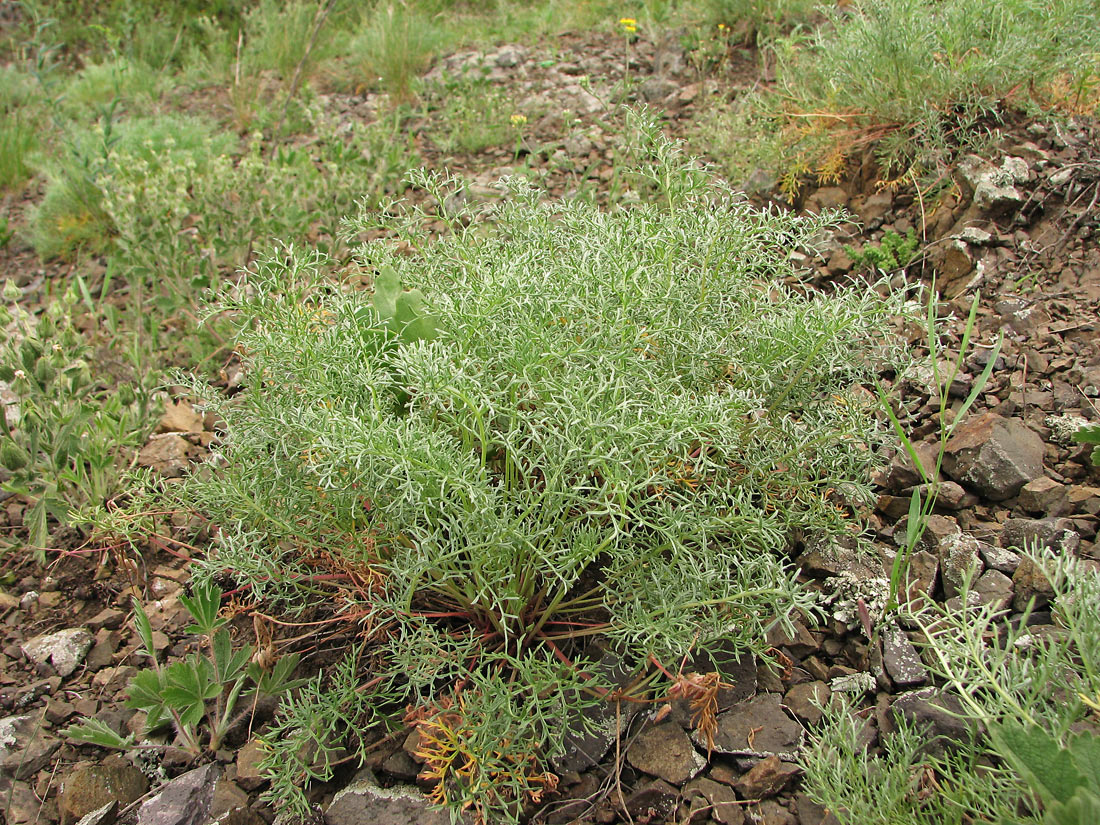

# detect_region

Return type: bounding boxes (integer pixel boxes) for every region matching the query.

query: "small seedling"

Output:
[846,227,920,274]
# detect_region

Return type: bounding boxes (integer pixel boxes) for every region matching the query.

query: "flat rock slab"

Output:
[325,769,463,825]
[550,643,636,773]
[0,713,61,778]
[22,628,94,677]
[137,764,220,825]
[627,721,706,785]
[696,693,802,760]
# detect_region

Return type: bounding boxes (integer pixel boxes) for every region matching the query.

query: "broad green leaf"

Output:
[212,628,252,684]
[1069,732,1100,791]
[132,597,157,663]
[372,265,401,323]
[162,656,221,711]
[992,720,1084,806]
[1046,789,1100,825]
[249,652,306,697]
[125,668,168,714]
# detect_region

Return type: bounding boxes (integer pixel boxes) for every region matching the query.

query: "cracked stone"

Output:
[324,769,461,825]
[136,764,220,825]
[0,713,61,778]
[60,761,148,825]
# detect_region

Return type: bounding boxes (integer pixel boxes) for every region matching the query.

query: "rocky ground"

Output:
[1,29,1099,825]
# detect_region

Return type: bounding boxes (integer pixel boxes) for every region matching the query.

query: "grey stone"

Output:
[702,694,803,760]
[492,45,525,67]
[882,441,939,491]
[783,681,830,725]
[627,722,706,785]
[973,569,1014,609]
[0,777,43,825]
[137,434,197,479]
[795,793,841,825]
[1018,477,1070,516]
[856,191,894,223]
[234,740,268,792]
[958,155,1028,212]
[136,764,220,825]
[0,713,60,778]
[979,543,1021,575]
[765,619,819,658]
[550,643,636,773]
[882,627,927,687]
[1002,517,1080,555]
[625,779,678,822]
[942,413,1044,500]
[897,549,938,610]
[891,688,974,756]
[754,799,798,825]
[21,627,94,677]
[60,762,148,825]
[76,801,118,825]
[732,755,800,800]
[1012,556,1056,611]
[691,641,757,711]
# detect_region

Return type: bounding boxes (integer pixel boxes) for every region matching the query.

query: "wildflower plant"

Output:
[180,127,912,821]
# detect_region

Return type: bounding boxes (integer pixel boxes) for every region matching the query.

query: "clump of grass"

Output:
[698,0,1100,191]
[343,0,446,99]
[176,125,913,822]
[701,0,820,41]
[243,0,343,80]
[0,66,40,191]
[61,57,166,115]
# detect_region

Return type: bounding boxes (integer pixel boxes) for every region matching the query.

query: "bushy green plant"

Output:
[177,128,912,821]
[802,696,1030,823]
[28,112,232,260]
[846,227,920,273]
[61,57,166,115]
[701,0,819,41]
[0,285,155,557]
[242,0,342,80]
[64,581,304,754]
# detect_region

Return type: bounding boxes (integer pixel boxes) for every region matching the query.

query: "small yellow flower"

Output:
[510,113,527,128]
[619,17,638,34]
